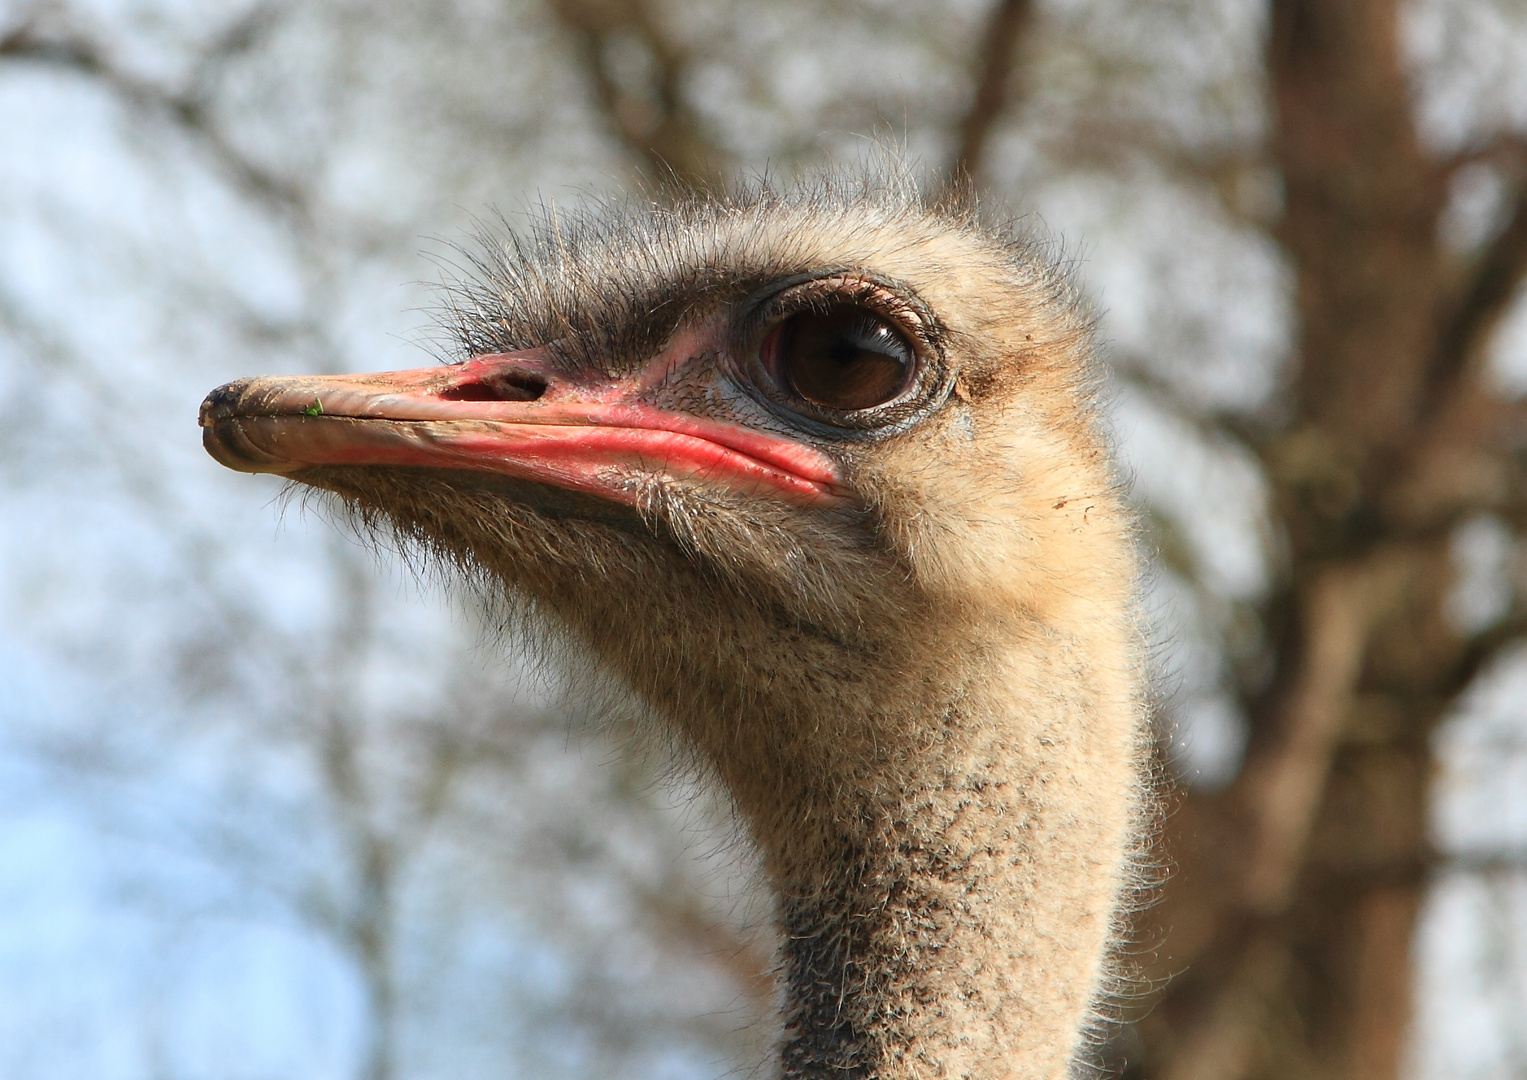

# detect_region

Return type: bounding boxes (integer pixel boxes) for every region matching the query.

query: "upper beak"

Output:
[199,351,846,508]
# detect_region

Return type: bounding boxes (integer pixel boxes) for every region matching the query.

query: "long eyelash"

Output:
[844,316,910,359]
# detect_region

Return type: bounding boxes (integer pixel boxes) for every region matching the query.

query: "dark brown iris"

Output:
[771,304,915,412]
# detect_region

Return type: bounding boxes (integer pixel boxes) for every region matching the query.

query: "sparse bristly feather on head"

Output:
[200,167,1150,1080]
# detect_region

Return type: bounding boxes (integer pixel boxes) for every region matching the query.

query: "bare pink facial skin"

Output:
[199,331,848,510]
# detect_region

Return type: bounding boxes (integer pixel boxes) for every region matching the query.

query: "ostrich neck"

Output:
[744,628,1141,1080]
[776,830,1024,1080]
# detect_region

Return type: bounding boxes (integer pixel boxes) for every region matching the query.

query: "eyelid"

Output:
[758,277,933,355]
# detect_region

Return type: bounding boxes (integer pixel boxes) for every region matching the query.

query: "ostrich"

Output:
[199,174,1148,1080]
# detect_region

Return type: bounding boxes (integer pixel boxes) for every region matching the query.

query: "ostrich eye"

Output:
[770,305,915,412]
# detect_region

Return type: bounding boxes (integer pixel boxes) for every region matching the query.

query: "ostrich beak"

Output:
[199,351,846,508]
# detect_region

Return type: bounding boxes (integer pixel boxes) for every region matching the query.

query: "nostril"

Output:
[439,370,548,402]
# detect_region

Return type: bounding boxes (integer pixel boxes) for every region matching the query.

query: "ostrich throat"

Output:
[563,549,1135,1080]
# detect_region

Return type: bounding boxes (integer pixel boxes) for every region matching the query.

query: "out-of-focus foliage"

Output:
[1,1,1526,1079]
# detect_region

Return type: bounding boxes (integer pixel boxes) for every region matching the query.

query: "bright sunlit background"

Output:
[1,1,1526,1078]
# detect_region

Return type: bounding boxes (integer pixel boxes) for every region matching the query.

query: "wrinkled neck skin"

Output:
[309,468,1144,1080]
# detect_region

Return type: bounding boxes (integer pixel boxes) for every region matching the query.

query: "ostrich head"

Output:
[201,174,1148,1080]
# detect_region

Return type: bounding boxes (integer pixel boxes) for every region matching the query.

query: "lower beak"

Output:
[198,352,846,509]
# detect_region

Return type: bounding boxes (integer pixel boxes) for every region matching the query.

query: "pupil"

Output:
[776,306,912,412]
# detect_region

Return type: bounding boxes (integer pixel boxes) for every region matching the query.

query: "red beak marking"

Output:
[199,350,847,508]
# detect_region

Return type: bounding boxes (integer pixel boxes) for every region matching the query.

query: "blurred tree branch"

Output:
[541,0,726,186]
[947,0,1035,184]
[1442,132,1527,180]
[1444,849,1527,875]
[1235,559,1412,915]
[1423,176,1527,425]
[0,6,308,219]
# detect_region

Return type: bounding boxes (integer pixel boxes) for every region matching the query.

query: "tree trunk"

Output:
[1135,3,1497,1078]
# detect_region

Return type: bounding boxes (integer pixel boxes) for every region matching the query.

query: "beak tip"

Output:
[201,415,302,476]
[199,379,256,428]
